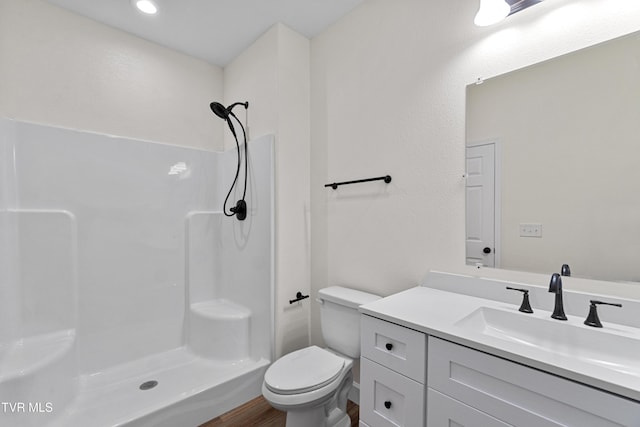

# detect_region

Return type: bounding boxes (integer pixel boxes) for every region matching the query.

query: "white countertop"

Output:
[359,286,640,402]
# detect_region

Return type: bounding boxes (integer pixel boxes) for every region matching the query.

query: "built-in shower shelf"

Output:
[189,299,251,361]
[0,329,75,382]
[191,299,251,320]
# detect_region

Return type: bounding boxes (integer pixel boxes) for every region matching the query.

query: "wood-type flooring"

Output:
[200,396,359,427]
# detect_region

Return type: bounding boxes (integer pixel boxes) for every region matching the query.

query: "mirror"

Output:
[465,30,640,283]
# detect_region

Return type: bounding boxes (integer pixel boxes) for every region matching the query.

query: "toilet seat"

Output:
[264,346,345,395]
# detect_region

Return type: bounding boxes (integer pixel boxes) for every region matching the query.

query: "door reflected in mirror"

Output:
[466,30,640,283]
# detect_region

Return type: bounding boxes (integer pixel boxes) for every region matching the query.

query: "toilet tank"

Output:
[318,286,381,358]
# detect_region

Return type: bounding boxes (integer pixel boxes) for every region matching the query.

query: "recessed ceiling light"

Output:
[132,0,158,15]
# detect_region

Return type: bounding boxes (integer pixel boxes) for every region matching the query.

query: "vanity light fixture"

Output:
[132,0,158,15]
[475,0,545,27]
[474,0,511,27]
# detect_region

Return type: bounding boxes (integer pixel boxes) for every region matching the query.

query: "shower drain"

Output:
[139,380,158,391]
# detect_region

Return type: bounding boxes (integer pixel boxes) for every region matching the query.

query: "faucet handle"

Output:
[584,300,622,328]
[506,287,534,313]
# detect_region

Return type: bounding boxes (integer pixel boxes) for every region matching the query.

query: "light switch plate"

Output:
[520,223,542,237]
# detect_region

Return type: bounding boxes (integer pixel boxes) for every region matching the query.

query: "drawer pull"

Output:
[385,343,393,351]
[384,400,392,409]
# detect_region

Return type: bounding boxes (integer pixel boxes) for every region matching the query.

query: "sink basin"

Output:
[455,307,640,377]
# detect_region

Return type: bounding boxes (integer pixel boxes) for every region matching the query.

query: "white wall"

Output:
[224,24,311,358]
[0,0,223,150]
[309,0,640,346]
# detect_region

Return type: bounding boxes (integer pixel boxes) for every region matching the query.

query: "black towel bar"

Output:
[325,175,391,190]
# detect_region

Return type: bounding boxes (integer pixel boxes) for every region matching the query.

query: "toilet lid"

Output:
[264,346,345,395]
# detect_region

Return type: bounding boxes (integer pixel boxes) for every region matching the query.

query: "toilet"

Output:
[262,286,380,427]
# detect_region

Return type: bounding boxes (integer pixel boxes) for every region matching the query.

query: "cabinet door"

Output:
[428,336,640,427]
[360,357,424,427]
[427,389,512,427]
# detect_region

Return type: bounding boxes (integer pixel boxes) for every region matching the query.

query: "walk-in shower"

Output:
[0,117,274,426]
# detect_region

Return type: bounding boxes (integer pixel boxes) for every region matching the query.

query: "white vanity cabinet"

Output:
[360,314,640,427]
[360,315,427,427]
[427,336,640,427]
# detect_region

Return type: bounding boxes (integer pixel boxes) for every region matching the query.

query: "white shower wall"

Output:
[0,121,18,343]
[0,116,273,381]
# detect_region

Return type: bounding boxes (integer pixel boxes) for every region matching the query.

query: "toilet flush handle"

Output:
[385,343,393,351]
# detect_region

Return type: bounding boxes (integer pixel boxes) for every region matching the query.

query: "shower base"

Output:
[49,347,269,427]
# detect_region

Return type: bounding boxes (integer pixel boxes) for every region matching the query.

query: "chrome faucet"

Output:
[548,273,567,320]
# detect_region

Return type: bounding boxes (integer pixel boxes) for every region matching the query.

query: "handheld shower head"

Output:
[210,102,228,120]
[209,100,250,221]
[209,101,249,121]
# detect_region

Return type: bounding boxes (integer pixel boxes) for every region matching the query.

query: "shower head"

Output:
[209,101,249,121]
[210,102,228,120]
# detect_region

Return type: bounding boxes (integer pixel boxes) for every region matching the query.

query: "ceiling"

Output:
[46,0,363,67]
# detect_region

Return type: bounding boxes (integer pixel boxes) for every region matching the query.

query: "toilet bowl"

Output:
[262,346,354,427]
[262,286,380,427]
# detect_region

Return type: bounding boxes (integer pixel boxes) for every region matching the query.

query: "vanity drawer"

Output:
[360,357,425,427]
[427,388,512,427]
[428,336,640,427]
[361,315,426,383]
